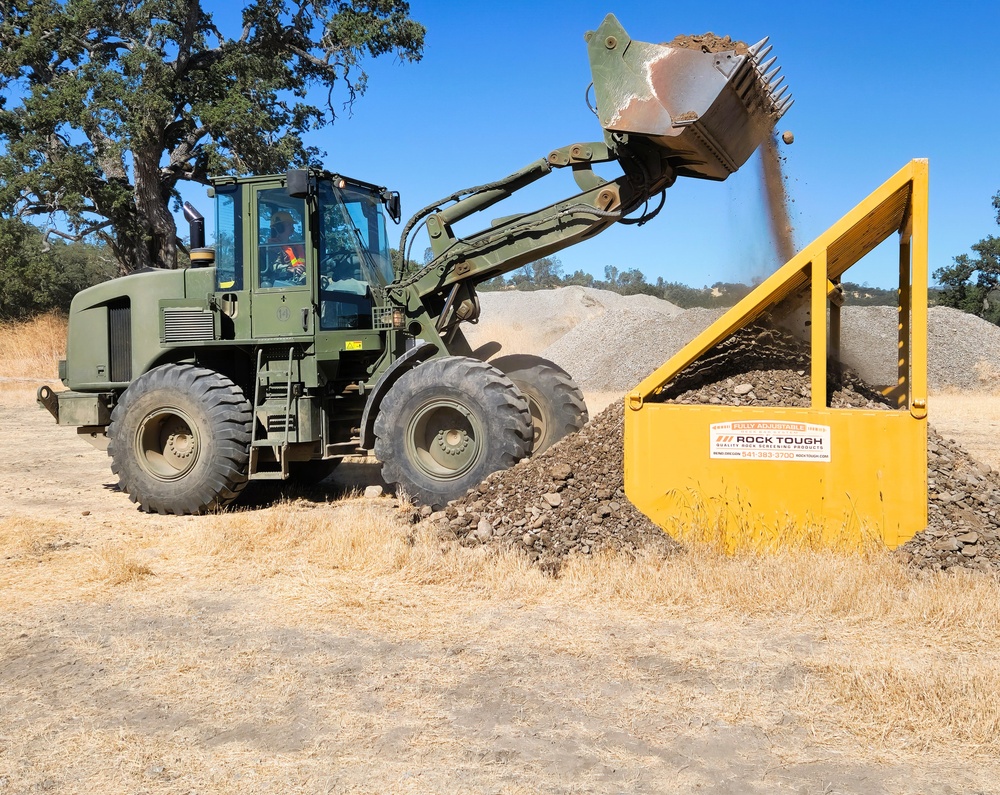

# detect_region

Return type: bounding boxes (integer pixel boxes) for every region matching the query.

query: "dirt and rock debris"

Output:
[668,33,749,56]
[425,400,678,573]
[448,318,1000,575]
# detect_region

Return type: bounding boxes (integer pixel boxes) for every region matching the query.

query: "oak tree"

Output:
[0,0,424,272]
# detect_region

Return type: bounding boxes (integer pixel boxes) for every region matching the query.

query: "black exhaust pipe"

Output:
[183,201,205,249]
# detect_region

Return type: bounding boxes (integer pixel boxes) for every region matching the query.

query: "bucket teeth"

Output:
[741,43,791,120]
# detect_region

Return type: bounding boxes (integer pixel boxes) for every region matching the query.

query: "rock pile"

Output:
[425,399,678,572]
[654,324,890,409]
[901,431,1000,572]
[428,327,1000,574]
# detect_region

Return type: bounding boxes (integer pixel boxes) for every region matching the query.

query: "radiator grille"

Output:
[108,300,132,382]
[163,308,215,343]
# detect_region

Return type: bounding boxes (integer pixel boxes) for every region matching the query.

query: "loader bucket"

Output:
[587,15,792,181]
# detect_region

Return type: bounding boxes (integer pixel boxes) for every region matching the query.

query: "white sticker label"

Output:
[710,420,831,462]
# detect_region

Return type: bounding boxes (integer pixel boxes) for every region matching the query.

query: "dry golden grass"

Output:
[3,474,1000,791]
[168,499,1000,760]
[91,543,156,585]
[3,316,1000,791]
[931,390,1000,470]
[0,311,66,385]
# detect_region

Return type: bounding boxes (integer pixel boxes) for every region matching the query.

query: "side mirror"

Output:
[286,169,311,199]
[382,190,401,224]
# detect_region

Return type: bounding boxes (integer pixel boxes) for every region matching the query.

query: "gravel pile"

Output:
[840,305,1000,390]
[475,293,1000,395]
[448,289,1000,573]
[468,287,682,358]
[427,322,1000,574]
[424,400,679,573]
[655,324,892,409]
[542,307,723,393]
[900,432,1000,572]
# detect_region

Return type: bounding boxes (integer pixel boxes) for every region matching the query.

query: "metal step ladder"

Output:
[248,347,296,480]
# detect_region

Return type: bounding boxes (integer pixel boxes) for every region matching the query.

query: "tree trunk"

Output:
[132,142,179,270]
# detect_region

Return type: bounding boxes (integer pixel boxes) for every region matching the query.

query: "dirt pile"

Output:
[425,400,678,571]
[430,324,1000,574]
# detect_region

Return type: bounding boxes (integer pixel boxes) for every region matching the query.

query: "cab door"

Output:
[250,186,313,339]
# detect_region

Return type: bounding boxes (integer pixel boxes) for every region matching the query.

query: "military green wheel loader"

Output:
[37,15,791,514]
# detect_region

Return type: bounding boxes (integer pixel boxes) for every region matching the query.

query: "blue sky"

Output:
[188,1,998,287]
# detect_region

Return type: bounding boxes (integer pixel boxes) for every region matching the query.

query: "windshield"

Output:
[318,180,394,287]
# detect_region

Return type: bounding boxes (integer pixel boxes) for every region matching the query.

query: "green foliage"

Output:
[0,0,424,273]
[480,258,913,311]
[0,219,117,320]
[934,190,1000,324]
[839,282,902,306]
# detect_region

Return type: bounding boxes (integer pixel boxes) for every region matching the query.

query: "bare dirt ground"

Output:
[3,382,1000,794]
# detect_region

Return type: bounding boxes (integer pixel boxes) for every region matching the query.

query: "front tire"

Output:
[373,356,532,509]
[489,354,588,454]
[107,364,253,514]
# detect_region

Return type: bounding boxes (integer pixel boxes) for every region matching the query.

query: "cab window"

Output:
[258,189,307,289]
[214,184,243,291]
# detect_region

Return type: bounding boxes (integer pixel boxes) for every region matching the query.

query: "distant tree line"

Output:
[479,256,911,310]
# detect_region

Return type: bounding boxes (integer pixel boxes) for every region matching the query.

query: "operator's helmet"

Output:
[270,210,295,239]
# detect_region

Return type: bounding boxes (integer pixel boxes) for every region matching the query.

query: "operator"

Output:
[267,209,306,285]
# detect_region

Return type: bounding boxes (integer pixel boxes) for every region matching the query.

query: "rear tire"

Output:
[373,356,532,509]
[108,364,253,515]
[489,354,588,454]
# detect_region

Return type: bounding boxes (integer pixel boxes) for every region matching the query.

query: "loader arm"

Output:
[385,13,792,335]
[389,136,673,296]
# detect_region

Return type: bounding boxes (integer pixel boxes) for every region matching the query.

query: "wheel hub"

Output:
[135,408,201,481]
[436,427,470,456]
[163,418,196,460]
[407,397,482,480]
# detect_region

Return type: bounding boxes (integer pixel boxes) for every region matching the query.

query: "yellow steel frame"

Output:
[624,160,929,551]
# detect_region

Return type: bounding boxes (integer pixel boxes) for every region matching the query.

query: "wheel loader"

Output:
[37,14,792,514]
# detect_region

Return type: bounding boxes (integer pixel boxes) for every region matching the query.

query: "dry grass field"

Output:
[2,315,1000,794]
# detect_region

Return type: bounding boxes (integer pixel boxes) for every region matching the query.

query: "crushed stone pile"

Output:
[840,305,1000,391]
[655,324,891,409]
[542,307,723,393]
[468,287,682,359]
[427,321,1000,574]
[477,295,1000,395]
[900,431,1000,573]
[424,400,679,572]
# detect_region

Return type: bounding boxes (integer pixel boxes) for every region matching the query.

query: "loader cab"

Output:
[210,172,397,343]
